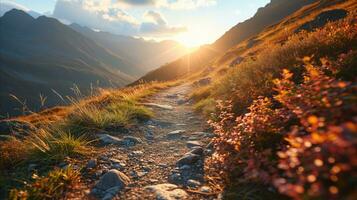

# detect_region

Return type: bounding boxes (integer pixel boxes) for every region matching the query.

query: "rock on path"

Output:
[145,184,188,200]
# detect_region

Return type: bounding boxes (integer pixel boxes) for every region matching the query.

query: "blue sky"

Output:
[5,0,270,47]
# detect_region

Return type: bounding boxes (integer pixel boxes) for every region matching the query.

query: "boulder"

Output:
[94,169,130,191]
[145,183,188,200]
[176,153,200,166]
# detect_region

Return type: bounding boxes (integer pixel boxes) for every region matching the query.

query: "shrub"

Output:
[202,14,357,115]
[9,167,81,200]
[209,60,357,199]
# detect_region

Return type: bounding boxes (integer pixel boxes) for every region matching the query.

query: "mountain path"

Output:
[84,84,217,200]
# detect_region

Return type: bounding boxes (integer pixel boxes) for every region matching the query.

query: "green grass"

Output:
[26,128,91,162]
[9,166,81,200]
[193,98,216,117]
[64,99,153,134]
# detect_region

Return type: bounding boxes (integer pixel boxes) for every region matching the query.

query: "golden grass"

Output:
[9,166,81,200]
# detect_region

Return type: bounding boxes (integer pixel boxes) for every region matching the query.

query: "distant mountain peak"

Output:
[2,8,34,21]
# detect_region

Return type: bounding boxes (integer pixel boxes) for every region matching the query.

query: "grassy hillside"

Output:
[188,2,357,199]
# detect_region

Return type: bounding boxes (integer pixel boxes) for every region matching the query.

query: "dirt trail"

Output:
[87,84,216,200]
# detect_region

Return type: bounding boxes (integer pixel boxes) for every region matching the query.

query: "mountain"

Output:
[0,9,137,116]
[134,0,319,83]
[0,1,41,18]
[69,23,187,73]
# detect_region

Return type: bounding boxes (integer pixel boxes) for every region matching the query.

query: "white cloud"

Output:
[118,0,217,10]
[52,0,187,37]
[53,0,139,35]
[140,10,187,36]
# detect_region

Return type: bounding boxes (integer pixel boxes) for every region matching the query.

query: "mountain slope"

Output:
[0,9,137,116]
[69,23,187,74]
[134,0,319,83]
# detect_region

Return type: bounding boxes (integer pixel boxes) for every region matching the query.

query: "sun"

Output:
[174,31,211,48]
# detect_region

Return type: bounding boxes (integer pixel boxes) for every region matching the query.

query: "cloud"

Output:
[119,0,217,10]
[53,0,186,37]
[140,10,187,36]
[53,0,139,35]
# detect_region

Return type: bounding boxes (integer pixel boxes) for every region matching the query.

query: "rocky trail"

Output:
[81,84,218,200]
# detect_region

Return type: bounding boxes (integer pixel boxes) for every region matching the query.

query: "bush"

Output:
[209,61,357,199]
[9,167,81,200]
[203,14,357,115]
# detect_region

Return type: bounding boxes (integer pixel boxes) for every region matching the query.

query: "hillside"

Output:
[70,23,187,74]
[0,9,137,117]
[135,0,320,83]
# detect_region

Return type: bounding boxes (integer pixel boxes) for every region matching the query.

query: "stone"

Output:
[132,150,144,156]
[187,179,201,188]
[177,99,186,105]
[121,136,142,146]
[141,103,173,110]
[145,184,188,200]
[105,186,121,195]
[169,172,182,184]
[179,165,191,170]
[195,77,211,86]
[86,159,97,169]
[98,134,122,146]
[192,132,215,138]
[94,169,130,191]
[189,147,204,156]
[167,130,186,140]
[186,141,202,149]
[176,153,200,166]
[200,186,212,193]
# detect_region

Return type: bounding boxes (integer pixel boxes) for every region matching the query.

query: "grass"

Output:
[9,166,81,200]
[0,80,178,198]
[193,98,216,117]
[26,128,91,162]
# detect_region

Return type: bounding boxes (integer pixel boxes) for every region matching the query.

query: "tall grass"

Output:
[26,127,91,162]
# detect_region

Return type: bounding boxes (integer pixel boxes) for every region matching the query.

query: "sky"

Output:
[1,0,270,47]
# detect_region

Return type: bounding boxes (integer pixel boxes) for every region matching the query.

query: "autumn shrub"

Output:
[205,14,357,115]
[209,61,357,199]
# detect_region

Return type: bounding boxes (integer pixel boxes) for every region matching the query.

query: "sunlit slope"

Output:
[134,0,323,83]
